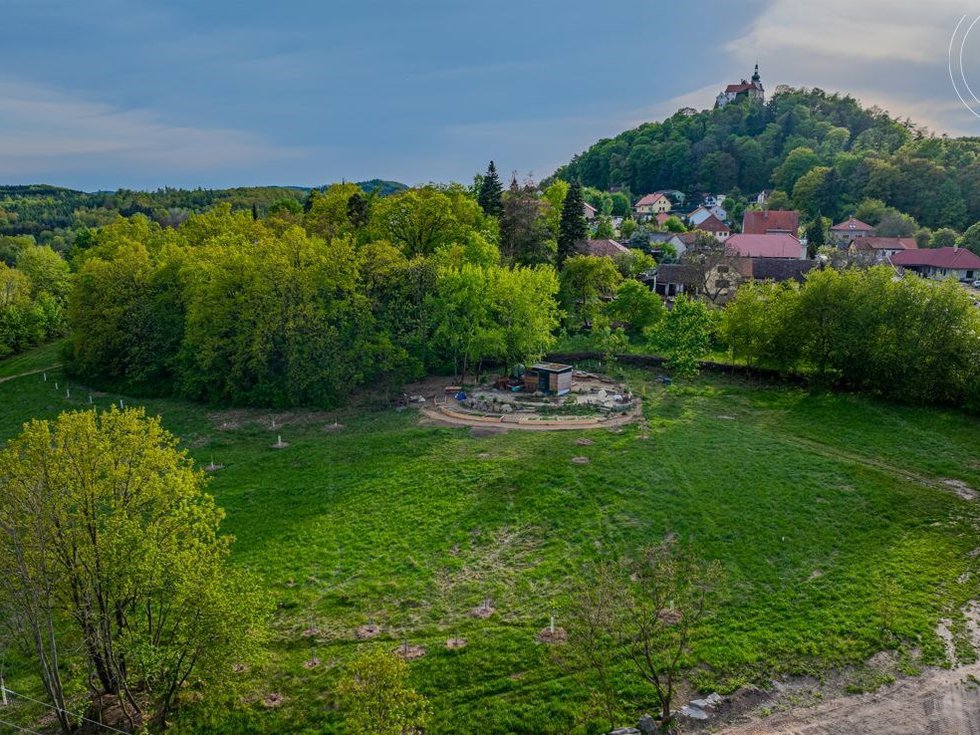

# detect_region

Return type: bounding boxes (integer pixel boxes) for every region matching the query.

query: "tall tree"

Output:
[0,408,268,731]
[477,160,504,218]
[557,182,588,264]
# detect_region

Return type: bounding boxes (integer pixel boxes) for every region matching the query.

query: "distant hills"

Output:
[0,180,407,242]
[555,86,980,233]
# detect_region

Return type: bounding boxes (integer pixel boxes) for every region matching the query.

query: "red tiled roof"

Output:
[697,214,730,232]
[891,247,980,269]
[635,193,669,207]
[831,216,874,232]
[742,209,799,235]
[725,234,803,259]
[725,82,755,94]
[851,237,917,252]
[655,212,671,225]
[585,239,630,257]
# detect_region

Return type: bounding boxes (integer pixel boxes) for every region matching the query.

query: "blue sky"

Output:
[1,0,979,190]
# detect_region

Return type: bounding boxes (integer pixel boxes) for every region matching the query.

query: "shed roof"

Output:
[530,362,574,373]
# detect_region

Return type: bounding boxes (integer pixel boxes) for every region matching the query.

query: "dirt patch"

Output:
[261,693,285,708]
[232,663,248,674]
[571,456,590,465]
[445,637,467,650]
[471,603,495,619]
[303,657,321,669]
[575,438,594,446]
[392,644,426,661]
[355,624,382,639]
[941,478,978,501]
[536,626,567,644]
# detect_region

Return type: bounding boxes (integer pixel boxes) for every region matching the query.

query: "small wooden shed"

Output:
[523,363,573,395]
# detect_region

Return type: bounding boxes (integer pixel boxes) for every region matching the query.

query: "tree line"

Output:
[720,266,980,410]
[66,181,570,406]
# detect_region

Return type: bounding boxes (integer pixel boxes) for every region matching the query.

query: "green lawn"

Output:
[1,358,978,734]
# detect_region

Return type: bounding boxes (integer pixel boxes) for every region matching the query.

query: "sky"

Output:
[3,0,980,191]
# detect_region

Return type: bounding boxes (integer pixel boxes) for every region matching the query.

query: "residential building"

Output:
[848,237,917,263]
[742,209,800,236]
[695,214,731,241]
[583,201,597,221]
[689,205,728,225]
[584,239,630,258]
[830,216,875,244]
[890,247,980,282]
[634,192,673,219]
[725,233,804,259]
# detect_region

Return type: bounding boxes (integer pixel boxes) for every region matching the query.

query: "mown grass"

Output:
[0,356,978,734]
[0,339,64,379]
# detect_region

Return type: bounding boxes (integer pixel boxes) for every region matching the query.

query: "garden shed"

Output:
[524,363,573,396]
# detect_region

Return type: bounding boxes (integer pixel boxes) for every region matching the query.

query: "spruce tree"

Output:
[557,181,587,264]
[477,161,503,217]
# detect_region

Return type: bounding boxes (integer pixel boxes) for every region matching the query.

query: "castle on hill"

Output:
[715,65,764,108]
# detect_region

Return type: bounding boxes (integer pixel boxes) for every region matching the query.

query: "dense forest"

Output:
[557,87,980,237]
[0,180,406,251]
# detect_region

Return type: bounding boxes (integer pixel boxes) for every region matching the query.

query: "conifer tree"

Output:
[557,181,588,264]
[477,160,503,217]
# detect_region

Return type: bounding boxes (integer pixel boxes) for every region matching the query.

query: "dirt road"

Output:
[717,663,980,735]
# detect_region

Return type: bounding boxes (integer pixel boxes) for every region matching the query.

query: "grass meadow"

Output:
[1,343,979,734]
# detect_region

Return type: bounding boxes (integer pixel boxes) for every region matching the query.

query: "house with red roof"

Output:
[830,217,875,244]
[584,239,631,258]
[742,209,800,236]
[634,192,672,220]
[725,233,804,259]
[890,247,980,282]
[848,237,917,263]
[695,215,731,241]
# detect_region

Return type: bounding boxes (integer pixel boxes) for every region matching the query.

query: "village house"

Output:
[890,246,980,282]
[634,192,673,220]
[584,239,631,258]
[688,204,728,226]
[830,216,875,244]
[654,212,672,227]
[694,214,731,241]
[725,233,805,259]
[583,201,597,220]
[848,236,917,263]
[742,209,800,236]
[715,65,765,108]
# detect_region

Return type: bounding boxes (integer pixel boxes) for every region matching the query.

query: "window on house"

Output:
[717,265,730,273]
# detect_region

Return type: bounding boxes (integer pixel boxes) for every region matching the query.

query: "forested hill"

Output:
[0,180,406,247]
[555,87,980,231]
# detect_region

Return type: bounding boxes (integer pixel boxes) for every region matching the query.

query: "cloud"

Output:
[728,0,967,64]
[0,78,307,185]
[720,0,980,136]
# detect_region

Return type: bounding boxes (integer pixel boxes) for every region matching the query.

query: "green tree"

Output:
[772,147,821,192]
[648,295,714,377]
[0,408,268,731]
[605,279,665,335]
[557,182,588,264]
[559,254,622,329]
[15,245,71,301]
[593,214,615,240]
[958,222,980,255]
[477,160,504,218]
[929,227,959,249]
[662,216,687,233]
[337,649,432,735]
